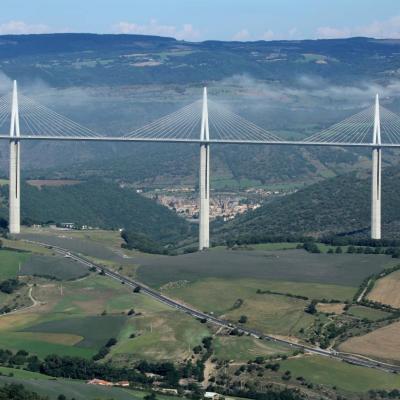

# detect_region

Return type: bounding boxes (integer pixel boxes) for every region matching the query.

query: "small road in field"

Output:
[23,239,400,374]
[357,279,372,303]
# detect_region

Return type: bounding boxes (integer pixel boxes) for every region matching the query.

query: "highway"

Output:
[23,239,400,374]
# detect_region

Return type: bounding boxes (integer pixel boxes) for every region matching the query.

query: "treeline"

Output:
[0,383,48,400]
[0,347,207,389]
[0,180,194,245]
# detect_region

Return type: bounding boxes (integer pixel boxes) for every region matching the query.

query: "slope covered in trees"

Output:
[215,166,400,242]
[0,181,193,244]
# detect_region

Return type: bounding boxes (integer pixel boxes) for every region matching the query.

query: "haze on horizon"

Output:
[1,0,400,42]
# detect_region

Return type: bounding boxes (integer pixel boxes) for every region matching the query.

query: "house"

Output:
[87,378,114,386]
[115,381,130,387]
[204,392,223,400]
[158,388,179,395]
[60,222,75,229]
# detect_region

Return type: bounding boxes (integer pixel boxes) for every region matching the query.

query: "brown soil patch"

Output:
[27,180,81,188]
[339,321,400,362]
[317,303,345,314]
[15,332,83,346]
[368,270,400,308]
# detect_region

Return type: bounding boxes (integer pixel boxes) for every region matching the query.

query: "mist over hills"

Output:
[1,34,400,189]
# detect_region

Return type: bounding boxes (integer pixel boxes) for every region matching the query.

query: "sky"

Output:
[0,0,400,41]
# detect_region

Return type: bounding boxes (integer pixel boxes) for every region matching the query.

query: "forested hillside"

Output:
[214,166,400,242]
[1,34,400,188]
[0,181,192,244]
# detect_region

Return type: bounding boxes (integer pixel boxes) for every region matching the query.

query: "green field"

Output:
[136,249,393,288]
[281,355,400,392]
[0,249,29,280]
[0,367,178,400]
[164,278,354,336]
[20,254,89,280]
[23,315,127,348]
[213,336,290,361]
[347,305,391,321]
[112,309,210,362]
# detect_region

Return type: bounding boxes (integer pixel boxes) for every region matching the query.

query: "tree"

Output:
[305,300,318,315]
[105,338,117,347]
[238,315,248,324]
[335,246,342,254]
[133,286,141,293]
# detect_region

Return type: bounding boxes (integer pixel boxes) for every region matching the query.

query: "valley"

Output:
[0,228,400,398]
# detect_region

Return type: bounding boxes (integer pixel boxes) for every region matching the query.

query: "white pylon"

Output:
[9,80,21,235]
[371,93,381,240]
[199,87,210,250]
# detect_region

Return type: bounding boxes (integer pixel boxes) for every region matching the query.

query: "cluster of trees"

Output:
[121,231,167,255]
[0,346,219,390]
[92,337,118,361]
[0,181,193,247]
[0,383,49,400]
[0,278,23,294]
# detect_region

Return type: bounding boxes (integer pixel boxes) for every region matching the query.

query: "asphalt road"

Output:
[23,239,400,374]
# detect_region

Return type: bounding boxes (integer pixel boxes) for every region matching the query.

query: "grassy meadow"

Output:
[281,355,400,392]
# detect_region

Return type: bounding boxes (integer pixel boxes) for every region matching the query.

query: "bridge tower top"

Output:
[373,93,381,145]
[200,87,209,141]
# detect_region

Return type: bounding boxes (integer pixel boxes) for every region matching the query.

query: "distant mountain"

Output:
[0,180,193,244]
[1,34,400,87]
[214,165,400,241]
[2,34,400,188]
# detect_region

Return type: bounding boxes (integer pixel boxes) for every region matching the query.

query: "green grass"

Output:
[212,243,301,251]
[281,355,400,392]
[213,336,290,361]
[164,278,355,336]
[20,254,89,280]
[137,248,393,288]
[0,370,160,400]
[112,310,210,362]
[0,249,30,280]
[0,332,95,358]
[347,305,392,321]
[23,315,128,348]
[165,278,355,314]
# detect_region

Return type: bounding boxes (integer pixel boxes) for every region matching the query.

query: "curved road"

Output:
[23,239,400,374]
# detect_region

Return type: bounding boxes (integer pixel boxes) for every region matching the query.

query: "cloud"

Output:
[112,19,200,40]
[262,30,275,40]
[219,74,400,110]
[0,20,52,35]
[232,29,251,41]
[0,71,12,95]
[317,16,400,39]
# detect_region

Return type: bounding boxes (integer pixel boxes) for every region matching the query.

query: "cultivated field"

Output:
[213,335,290,361]
[368,269,400,308]
[281,355,400,392]
[136,248,394,288]
[339,321,400,363]
[0,249,30,280]
[347,305,391,321]
[20,254,89,280]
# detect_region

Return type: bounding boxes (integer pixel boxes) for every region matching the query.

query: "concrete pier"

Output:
[371,94,381,240]
[9,80,20,235]
[199,87,210,250]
